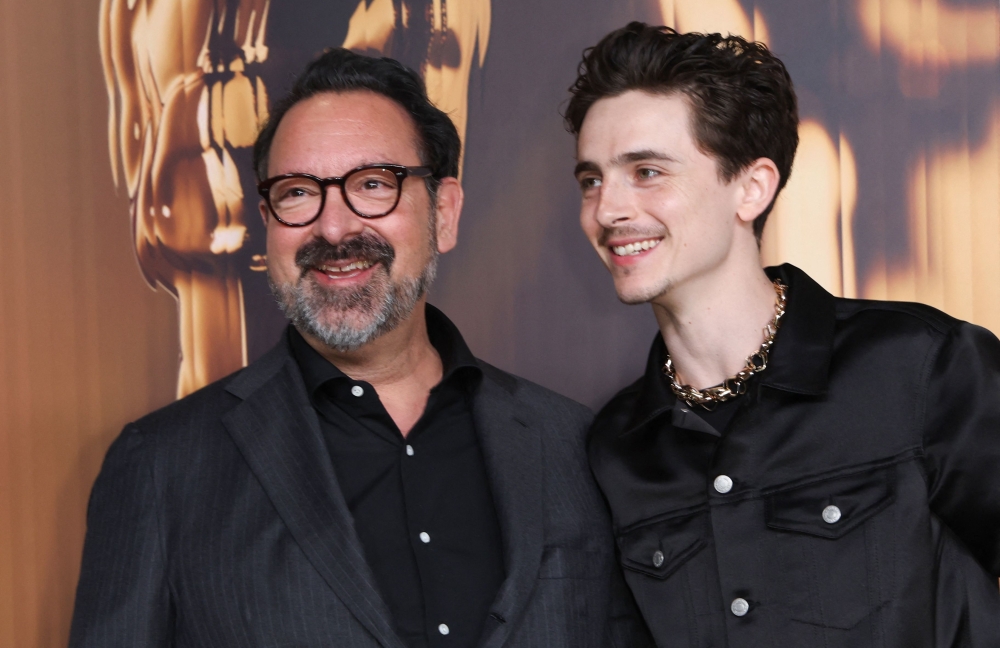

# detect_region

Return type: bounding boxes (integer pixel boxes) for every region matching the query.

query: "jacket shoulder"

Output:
[130,368,245,436]
[477,359,593,428]
[131,335,293,436]
[834,296,962,335]
[588,375,645,447]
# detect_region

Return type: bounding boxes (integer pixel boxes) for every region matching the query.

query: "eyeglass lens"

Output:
[268,168,403,223]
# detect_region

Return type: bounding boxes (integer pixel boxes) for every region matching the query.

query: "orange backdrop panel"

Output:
[0,0,179,645]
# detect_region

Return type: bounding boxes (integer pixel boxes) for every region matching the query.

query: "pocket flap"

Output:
[618,511,707,580]
[765,466,895,539]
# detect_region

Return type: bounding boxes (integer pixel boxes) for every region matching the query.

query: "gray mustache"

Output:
[295,233,395,276]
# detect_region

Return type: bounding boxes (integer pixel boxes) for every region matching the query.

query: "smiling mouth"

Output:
[610,239,662,256]
[316,259,375,275]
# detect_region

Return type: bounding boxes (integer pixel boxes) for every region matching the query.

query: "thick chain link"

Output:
[663,281,787,410]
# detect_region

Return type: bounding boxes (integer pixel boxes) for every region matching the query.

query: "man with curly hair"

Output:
[567,22,1000,647]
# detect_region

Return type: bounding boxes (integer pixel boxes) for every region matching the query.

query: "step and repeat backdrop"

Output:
[1,0,998,644]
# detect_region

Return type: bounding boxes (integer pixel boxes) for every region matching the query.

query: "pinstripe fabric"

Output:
[69,336,654,647]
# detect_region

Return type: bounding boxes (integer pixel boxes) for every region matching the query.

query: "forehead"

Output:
[268,90,422,176]
[576,90,698,163]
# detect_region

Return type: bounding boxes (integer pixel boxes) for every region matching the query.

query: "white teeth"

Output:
[319,260,374,273]
[611,239,661,256]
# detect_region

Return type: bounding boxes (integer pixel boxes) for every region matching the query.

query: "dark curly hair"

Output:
[565,22,799,239]
[253,48,461,195]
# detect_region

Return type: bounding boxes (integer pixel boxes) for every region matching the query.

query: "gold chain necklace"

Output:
[663,281,787,410]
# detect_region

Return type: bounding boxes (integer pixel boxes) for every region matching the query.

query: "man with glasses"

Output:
[70,48,651,648]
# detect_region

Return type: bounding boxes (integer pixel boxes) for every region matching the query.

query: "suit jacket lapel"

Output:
[473,367,545,648]
[221,342,405,648]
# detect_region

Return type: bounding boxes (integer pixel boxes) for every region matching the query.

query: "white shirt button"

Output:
[731,598,750,617]
[822,505,842,524]
[652,550,665,568]
[419,532,431,544]
[406,444,415,456]
[350,385,364,397]
[714,475,734,494]
[438,623,450,635]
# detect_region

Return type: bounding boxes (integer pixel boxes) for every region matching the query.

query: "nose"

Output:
[593,174,635,229]
[311,184,366,244]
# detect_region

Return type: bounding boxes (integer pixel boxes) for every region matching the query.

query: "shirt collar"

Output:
[620,263,836,436]
[758,263,836,395]
[288,303,482,400]
[621,334,679,436]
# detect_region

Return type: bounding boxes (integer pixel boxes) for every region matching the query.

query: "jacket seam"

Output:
[835,299,956,334]
[615,449,925,531]
[143,424,177,617]
[756,448,922,497]
[617,501,709,535]
[914,324,950,492]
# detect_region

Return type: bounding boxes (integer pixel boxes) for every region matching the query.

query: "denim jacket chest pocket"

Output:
[615,509,724,645]
[619,509,707,580]
[764,465,897,631]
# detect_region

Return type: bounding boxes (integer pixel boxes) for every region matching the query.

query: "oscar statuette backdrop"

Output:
[1,0,997,644]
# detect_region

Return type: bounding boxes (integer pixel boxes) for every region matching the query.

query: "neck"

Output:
[301,298,442,387]
[651,260,776,390]
[298,299,443,436]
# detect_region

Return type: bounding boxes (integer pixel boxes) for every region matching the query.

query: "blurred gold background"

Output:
[1,0,997,645]
[99,0,491,398]
[1,0,180,644]
[660,0,1000,328]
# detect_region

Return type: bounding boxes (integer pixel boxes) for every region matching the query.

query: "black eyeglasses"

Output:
[257,164,434,226]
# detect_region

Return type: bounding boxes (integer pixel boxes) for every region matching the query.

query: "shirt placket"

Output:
[698,403,776,648]
[400,404,456,646]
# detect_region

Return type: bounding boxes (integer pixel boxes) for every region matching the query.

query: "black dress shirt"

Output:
[589,264,1000,647]
[289,306,505,648]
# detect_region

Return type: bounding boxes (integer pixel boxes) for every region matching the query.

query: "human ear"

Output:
[433,177,464,254]
[736,158,780,223]
[259,199,270,227]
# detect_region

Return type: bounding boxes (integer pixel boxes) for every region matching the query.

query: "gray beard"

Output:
[270,254,438,352]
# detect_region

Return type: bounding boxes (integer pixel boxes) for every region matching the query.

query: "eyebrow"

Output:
[574,149,679,177]
[613,149,678,166]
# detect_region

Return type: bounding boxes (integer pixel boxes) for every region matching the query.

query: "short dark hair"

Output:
[565,22,799,239]
[253,48,461,194]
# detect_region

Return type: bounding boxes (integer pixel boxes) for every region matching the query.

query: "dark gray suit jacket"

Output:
[70,335,652,647]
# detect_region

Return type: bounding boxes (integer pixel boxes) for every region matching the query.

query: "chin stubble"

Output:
[600,225,671,305]
[617,276,674,305]
[268,229,438,352]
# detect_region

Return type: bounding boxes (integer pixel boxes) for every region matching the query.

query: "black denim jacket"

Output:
[589,264,1000,647]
